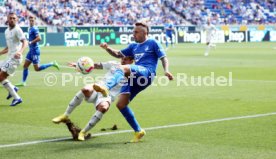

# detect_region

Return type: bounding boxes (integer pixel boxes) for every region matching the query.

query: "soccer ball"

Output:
[76,56,94,74]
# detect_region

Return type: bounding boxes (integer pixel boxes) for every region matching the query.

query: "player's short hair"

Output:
[29,15,36,19]
[8,12,17,17]
[135,22,149,35]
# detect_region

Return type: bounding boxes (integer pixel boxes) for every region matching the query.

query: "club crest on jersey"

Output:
[134,53,144,62]
[145,46,149,51]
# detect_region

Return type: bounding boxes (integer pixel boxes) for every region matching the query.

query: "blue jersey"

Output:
[28,26,39,50]
[164,23,173,35]
[120,39,166,74]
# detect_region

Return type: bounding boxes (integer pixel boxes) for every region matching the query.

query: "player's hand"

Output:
[100,43,108,50]
[14,52,22,59]
[67,62,76,68]
[165,72,174,80]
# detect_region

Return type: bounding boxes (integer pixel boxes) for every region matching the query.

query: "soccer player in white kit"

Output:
[204,20,217,56]
[0,13,28,106]
[52,56,134,141]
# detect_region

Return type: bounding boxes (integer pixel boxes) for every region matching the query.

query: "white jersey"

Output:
[101,61,126,101]
[4,25,26,58]
[204,24,216,37]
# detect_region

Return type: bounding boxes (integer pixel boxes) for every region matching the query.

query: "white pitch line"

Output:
[0,112,275,148]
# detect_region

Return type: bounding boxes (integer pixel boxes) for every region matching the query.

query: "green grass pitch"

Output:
[0,42,275,159]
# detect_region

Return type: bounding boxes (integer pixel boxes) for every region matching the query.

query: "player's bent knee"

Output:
[116,101,128,110]
[81,87,93,97]
[97,102,110,113]
[116,94,130,110]
[0,72,8,82]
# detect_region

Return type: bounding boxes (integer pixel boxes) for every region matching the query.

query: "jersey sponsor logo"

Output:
[134,53,144,62]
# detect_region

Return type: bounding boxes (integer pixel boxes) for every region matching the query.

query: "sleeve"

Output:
[101,61,119,70]
[120,43,134,57]
[34,27,39,37]
[16,27,26,41]
[153,40,166,59]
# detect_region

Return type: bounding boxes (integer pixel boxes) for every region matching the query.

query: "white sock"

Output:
[64,91,84,116]
[82,110,103,132]
[210,43,216,47]
[1,80,20,99]
[205,45,211,55]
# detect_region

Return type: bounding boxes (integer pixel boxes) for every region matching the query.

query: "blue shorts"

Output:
[120,65,155,101]
[26,49,40,65]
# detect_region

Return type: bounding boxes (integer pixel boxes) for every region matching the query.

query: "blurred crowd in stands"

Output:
[165,0,275,25]
[0,0,275,26]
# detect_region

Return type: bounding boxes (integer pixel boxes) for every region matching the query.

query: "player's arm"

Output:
[14,28,28,59]
[67,62,76,68]
[67,62,103,69]
[94,62,103,69]
[160,57,173,80]
[100,43,123,58]
[0,47,8,55]
[29,34,41,45]
[14,39,28,59]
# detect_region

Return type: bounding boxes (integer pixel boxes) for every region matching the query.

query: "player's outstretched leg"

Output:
[52,91,84,123]
[78,100,109,141]
[16,60,31,87]
[93,68,125,97]
[78,110,104,141]
[119,106,145,142]
[93,83,109,97]
[1,79,22,106]
[38,60,60,71]
[165,37,169,50]
[204,43,211,56]
[171,37,174,48]
[6,86,19,100]
[131,129,146,143]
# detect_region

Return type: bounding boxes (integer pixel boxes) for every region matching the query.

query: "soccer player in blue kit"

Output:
[16,16,59,86]
[164,19,174,50]
[94,22,174,142]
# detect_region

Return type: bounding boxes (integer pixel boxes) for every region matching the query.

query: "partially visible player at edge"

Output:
[16,16,59,87]
[204,19,217,56]
[94,22,174,143]
[164,19,174,50]
[0,13,28,106]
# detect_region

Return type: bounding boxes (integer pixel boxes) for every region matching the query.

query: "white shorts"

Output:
[206,34,215,43]
[0,57,22,75]
[85,91,112,108]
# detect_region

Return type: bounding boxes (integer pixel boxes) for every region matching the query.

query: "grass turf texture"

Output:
[0,42,275,159]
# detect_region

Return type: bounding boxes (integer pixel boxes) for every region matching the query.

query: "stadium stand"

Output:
[164,0,275,25]
[0,0,275,26]
[0,0,45,26]
[23,0,187,26]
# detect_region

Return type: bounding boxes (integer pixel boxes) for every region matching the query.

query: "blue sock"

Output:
[166,40,168,48]
[105,69,124,90]
[120,106,141,132]
[39,63,53,71]
[22,68,29,83]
